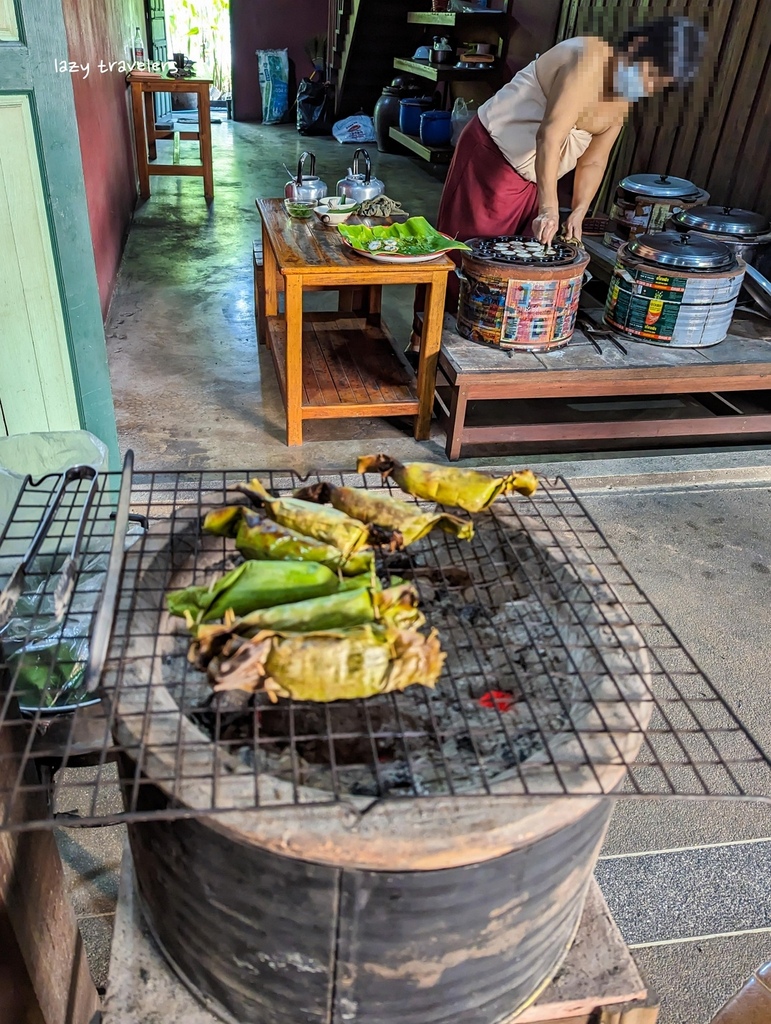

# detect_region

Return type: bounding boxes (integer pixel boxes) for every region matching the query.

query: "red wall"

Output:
[232,0,329,121]
[61,0,144,318]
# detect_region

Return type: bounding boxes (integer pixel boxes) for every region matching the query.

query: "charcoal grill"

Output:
[466,236,578,266]
[1,454,769,1024]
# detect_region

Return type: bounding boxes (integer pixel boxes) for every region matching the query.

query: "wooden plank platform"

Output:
[390,127,454,164]
[436,309,771,458]
[266,312,419,420]
[104,850,657,1024]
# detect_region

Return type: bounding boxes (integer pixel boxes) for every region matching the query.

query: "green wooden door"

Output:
[0,0,119,462]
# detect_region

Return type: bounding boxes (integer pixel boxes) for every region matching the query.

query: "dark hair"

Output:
[619,16,706,85]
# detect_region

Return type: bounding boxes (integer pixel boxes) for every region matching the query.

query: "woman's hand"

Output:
[563,209,585,243]
[533,209,560,246]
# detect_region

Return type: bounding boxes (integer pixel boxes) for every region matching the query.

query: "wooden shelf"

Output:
[393,57,497,81]
[407,10,506,24]
[266,312,419,420]
[389,127,454,164]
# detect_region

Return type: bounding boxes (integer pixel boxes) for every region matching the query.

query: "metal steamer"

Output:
[671,206,771,266]
[604,232,746,348]
[457,237,591,352]
[605,173,709,252]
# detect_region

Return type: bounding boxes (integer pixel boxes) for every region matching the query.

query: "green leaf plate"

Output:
[338,217,472,262]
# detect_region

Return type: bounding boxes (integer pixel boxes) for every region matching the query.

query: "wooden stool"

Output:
[252,240,377,347]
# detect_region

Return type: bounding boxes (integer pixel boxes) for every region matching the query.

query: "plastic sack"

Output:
[256,48,289,125]
[451,97,476,146]
[297,73,334,136]
[332,114,376,144]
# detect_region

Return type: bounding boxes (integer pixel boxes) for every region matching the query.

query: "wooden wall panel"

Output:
[558,0,771,218]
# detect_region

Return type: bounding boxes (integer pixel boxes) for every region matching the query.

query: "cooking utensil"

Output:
[336,149,385,204]
[671,206,771,267]
[284,151,328,203]
[617,173,702,202]
[430,36,455,65]
[627,231,736,271]
[0,465,99,628]
[53,470,99,621]
[743,264,771,319]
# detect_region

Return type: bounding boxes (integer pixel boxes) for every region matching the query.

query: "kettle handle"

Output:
[297,151,315,183]
[352,148,372,184]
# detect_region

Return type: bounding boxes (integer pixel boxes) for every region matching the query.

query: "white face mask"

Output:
[614,59,649,102]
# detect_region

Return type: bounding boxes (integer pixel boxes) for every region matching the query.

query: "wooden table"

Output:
[129,75,213,201]
[437,310,771,459]
[256,198,453,446]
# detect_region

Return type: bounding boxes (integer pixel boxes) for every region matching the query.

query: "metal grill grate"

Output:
[1,459,769,833]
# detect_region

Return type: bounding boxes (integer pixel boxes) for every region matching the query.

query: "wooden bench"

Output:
[253,240,369,347]
[435,310,771,460]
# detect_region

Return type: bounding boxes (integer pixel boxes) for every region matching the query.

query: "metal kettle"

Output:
[284,151,328,202]
[336,149,385,203]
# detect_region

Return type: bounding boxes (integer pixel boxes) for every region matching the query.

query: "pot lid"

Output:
[627,231,736,270]
[672,205,771,237]
[618,172,700,198]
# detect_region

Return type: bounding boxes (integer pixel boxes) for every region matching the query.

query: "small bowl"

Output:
[284,199,317,219]
[314,202,358,225]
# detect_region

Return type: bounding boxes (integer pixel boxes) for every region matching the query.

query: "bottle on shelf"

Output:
[133,27,145,63]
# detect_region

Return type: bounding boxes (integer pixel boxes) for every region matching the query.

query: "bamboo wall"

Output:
[558,0,771,217]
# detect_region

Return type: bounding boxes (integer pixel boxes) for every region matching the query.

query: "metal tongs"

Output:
[0,465,99,629]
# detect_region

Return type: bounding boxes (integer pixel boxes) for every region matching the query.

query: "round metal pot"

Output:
[617,172,703,204]
[670,206,771,267]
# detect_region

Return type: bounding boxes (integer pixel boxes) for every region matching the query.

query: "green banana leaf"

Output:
[203,506,373,575]
[338,217,472,257]
[192,583,425,667]
[295,482,474,547]
[167,560,345,623]
[210,623,445,702]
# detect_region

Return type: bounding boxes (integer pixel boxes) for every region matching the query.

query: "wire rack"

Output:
[1,456,769,833]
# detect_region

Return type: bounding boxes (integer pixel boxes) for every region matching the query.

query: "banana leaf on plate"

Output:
[338,217,472,257]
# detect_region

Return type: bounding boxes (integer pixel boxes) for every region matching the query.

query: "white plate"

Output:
[341,237,455,264]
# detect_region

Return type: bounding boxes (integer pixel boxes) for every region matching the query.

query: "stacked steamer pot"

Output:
[457,236,591,351]
[604,173,709,252]
[604,232,746,348]
[670,206,771,267]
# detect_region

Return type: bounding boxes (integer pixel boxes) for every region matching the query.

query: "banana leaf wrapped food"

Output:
[294,482,474,548]
[203,506,373,576]
[167,560,370,624]
[192,584,424,667]
[209,623,445,702]
[234,478,371,556]
[356,455,538,514]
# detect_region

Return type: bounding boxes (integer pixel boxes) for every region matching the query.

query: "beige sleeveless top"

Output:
[478,60,593,182]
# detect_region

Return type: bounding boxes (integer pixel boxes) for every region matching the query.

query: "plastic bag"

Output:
[0,430,107,536]
[297,73,334,136]
[332,113,376,144]
[451,97,476,146]
[256,48,289,125]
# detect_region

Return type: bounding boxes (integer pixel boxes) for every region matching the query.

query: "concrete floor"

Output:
[89,120,771,1021]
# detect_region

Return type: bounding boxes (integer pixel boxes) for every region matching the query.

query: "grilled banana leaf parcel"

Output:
[203,506,373,575]
[294,483,474,548]
[192,584,424,666]
[234,479,370,556]
[356,455,538,514]
[209,623,445,702]
[167,560,348,624]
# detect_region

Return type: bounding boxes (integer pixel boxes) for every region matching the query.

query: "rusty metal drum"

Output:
[456,237,591,352]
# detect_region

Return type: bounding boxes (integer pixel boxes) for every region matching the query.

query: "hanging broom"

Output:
[304,34,327,74]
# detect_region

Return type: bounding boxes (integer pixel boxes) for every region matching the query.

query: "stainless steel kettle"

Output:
[336,149,385,203]
[284,151,328,202]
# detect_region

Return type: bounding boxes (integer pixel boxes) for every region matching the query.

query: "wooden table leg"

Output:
[415,272,448,441]
[143,90,157,161]
[197,84,214,201]
[130,83,151,200]
[284,276,304,446]
[367,285,382,324]
[262,220,279,352]
[446,384,469,461]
